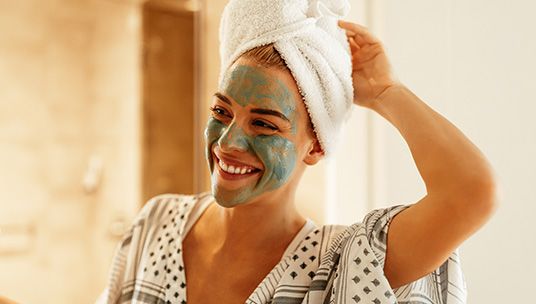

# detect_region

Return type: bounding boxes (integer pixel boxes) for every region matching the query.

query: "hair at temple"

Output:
[241,44,287,70]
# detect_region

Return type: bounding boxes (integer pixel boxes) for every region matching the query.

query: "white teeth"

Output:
[220,160,228,171]
[218,159,254,175]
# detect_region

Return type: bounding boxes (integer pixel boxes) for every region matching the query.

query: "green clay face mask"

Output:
[204,64,300,207]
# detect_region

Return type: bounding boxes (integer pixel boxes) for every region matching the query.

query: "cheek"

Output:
[254,136,296,183]
[204,117,226,165]
[205,117,225,144]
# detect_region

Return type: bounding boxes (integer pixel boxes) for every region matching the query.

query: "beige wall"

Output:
[374,0,536,302]
[0,0,141,302]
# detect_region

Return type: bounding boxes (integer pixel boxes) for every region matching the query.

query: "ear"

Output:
[304,139,325,166]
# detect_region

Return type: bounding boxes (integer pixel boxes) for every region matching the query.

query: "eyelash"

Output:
[209,107,279,132]
[252,120,278,131]
[209,107,229,118]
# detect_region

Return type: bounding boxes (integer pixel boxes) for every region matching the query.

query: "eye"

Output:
[210,107,231,120]
[252,120,278,131]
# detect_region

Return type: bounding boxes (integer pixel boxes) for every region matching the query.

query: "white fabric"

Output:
[219,0,354,158]
[96,193,467,303]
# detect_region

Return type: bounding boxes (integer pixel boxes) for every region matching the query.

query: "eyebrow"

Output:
[250,108,290,123]
[214,92,290,123]
[214,92,232,105]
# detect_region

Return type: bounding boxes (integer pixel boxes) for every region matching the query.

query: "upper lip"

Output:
[214,150,262,171]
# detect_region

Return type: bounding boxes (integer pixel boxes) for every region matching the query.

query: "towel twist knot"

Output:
[308,0,350,20]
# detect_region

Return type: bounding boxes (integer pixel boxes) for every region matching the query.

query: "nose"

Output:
[218,122,250,152]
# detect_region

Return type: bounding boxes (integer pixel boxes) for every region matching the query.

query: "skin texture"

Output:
[205,64,301,207]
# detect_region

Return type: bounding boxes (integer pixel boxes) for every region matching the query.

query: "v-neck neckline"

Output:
[178,196,318,303]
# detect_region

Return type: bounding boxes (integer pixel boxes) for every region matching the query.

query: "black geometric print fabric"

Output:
[96,193,466,304]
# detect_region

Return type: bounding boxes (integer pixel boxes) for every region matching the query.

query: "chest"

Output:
[182,238,283,304]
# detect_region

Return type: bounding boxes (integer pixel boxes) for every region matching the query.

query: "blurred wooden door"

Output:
[142,1,196,201]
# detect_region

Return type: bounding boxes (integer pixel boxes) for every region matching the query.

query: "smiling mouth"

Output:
[217,158,260,175]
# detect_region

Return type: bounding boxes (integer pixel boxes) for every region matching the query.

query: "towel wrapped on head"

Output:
[219,0,354,158]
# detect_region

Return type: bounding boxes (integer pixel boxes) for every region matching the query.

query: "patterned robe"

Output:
[96,193,466,304]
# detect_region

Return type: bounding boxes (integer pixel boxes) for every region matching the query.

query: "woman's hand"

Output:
[338,20,399,109]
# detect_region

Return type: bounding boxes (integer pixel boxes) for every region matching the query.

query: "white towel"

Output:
[219,0,354,158]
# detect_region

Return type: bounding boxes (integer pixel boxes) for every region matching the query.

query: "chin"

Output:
[211,188,250,208]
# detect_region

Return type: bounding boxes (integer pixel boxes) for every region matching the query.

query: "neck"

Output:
[203,192,306,255]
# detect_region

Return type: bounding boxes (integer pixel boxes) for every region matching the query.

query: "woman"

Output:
[96,0,499,303]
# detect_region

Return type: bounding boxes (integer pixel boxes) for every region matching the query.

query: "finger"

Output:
[338,20,370,35]
[343,28,368,49]
[353,34,367,49]
[338,20,381,46]
[348,38,360,56]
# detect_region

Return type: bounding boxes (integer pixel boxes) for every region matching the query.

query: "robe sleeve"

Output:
[94,197,163,304]
[94,228,134,304]
[362,205,467,304]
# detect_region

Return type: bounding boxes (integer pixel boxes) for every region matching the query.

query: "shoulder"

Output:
[135,192,212,225]
[316,205,408,245]
[112,192,213,269]
[122,192,213,250]
[360,205,408,237]
[97,193,213,303]
[312,205,409,264]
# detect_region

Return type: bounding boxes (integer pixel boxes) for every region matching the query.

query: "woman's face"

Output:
[204,58,319,207]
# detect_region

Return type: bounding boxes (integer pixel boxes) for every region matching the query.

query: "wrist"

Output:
[370,83,410,115]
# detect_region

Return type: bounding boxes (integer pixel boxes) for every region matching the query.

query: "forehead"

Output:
[219,62,298,119]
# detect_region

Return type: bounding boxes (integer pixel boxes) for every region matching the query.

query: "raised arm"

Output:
[338,20,500,288]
